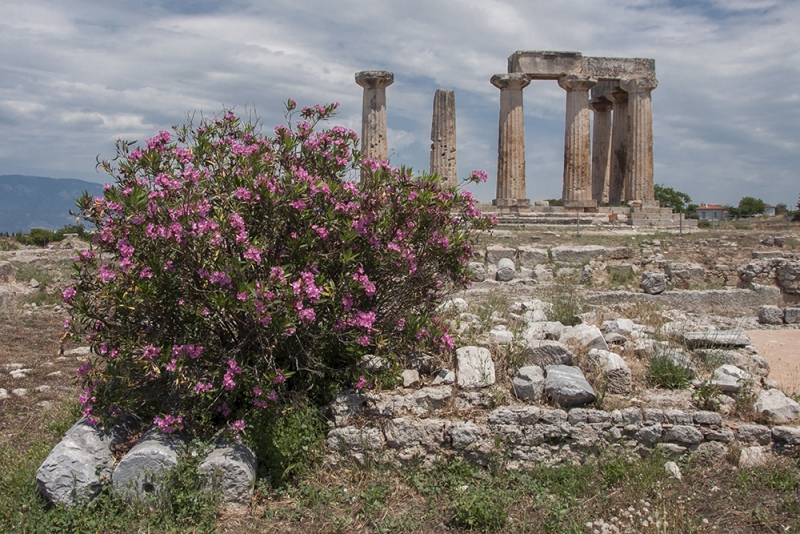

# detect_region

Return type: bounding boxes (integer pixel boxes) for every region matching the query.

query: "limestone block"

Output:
[524,340,575,367]
[712,365,751,393]
[664,409,694,425]
[402,369,420,388]
[36,418,132,506]
[432,369,455,385]
[739,446,767,469]
[754,389,800,424]
[199,441,257,506]
[0,261,15,283]
[587,348,631,394]
[496,258,515,281]
[607,264,637,280]
[550,245,609,264]
[532,264,554,283]
[456,346,495,389]
[544,365,596,407]
[640,271,667,294]
[736,424,772,445]
[665,262,706,286]
[693,411,723,426]
[784,306,800,324]
[518,246,549,267]
[682,328,750,349]
[560,324,609,351]
[772,426,800,446]
[468,262,486,282]
[439,298,469,313]
[758,305,785,325]
[489,326,514,345]
[485,245,516,265]
[522,322,564,342]
[643,408,664,424]
[326,427,385,453]
[450,421,487,449]
[112,428,184,500]
[776,261,800,294]
[663,425,704,446]
[512,365,545,401]
[384,418,449,451]
[603,318,635,335]
[664,461,682,480]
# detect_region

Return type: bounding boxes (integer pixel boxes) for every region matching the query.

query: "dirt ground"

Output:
[747,329,800,397]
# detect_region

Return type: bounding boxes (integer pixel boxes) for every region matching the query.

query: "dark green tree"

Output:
[737,196,765,217]
[775,203,788,215]
[654,184,691,213]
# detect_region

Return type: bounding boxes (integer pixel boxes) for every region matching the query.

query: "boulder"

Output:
[544,365,596,407]
[402,369,420,388]
[456,346,496,389]
[468,262,486,282]
[682,328,750,349]
[560,324,609,351]
[112,428,184,500]
[757,305,784,325]
[754,389,800,424]
[737,424,773,445]
[517,247,549,267]
[512,366,545,401]
[489,326,514,345]
[523,340,575,367]
[36,418,134,506]
[712,365,752,393]
[587,348,631,394]
[664,461,682,480]
[784,306,800,325]
[665,262,706,286]
[603,318,635,336]
[485,245,516,265]
[522,322,564,342]
[738,446,767,469]
[199,441,257,506]
[640,271,667,295]
[495,258,515,282]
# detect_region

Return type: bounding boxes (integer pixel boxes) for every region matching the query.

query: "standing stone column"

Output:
[558,75,597,208]
[491,73,531,209]
[620,77,658,204]
[590,96,613,204]
[607,87,629,205]
[355,70,394,180]
[430,89,457,188]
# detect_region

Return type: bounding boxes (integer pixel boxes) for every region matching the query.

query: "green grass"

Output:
[648,351,694,389]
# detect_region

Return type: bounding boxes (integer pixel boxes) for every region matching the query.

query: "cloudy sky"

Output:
[2,0,799,207]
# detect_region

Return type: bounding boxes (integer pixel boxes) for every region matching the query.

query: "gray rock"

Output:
[384,418,449,451]
[587,348,631,394]
[512,366,545,401]
[758,305,785,325]
[450,422,486,449]
[112,428,184,500]
[496,258,516,282]
[785,306,800,324]
[607,264,637,279]
[0,388,7,399]
[517,246,549,267]
[12,388,27,397]
[640,271,667,294]
[560,324,609,351]
[712,365,752,393]
[0,261,15,283]
[665,262,706,286]
[468,262,486,282]
[10,368,32,379]
[755,389,800,424]
[432,369,455,386]
[664,461,682,480]
[739,446,767,469]
[402,369,420,388]
[603,318,635,335]
[693,411,723,426]
[36,418,134,506]
[199,441,257,506]
[643,408,665,424]
[30,278,40,288]
[524,340,575,367]
[737,424,773,445]
[663,425,704,445]
[550,245,609,264]
[489,326,514,345]
[359,354,388,371]
[772,426,800,446]
[456,346,495,389]
[664,409,694,425]
[440,297,469,312]
[544,365,597,407]
[327,427,385,453]
[522,322,564,342]
[683,328,751,348]
[486,245,516,265]
[635,424,663,447]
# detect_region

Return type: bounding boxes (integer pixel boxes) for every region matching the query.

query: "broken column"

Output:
[607,86,629,205]
[559,74,597,209]
[621,77,658,205]
[430,89,458,188]
[355,70,394,180]
[590,87,614,204]
[491,73,531,210]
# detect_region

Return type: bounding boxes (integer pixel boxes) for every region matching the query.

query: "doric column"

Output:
[558,74,597,208]
[491,73,530,209]
[430,89,457,188]
[355,70,394,179]
[620,77,658,204]
[607,87,629,205]
[590,96,613,204]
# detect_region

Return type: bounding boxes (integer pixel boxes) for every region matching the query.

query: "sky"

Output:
[1,0,799,207]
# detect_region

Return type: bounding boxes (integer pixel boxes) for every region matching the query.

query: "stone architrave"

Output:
[607,87,629,205]
[430,89,458,188]
[355,70,394,180]
[590,96,613,204]
[558,75,597,208]
[491,73,531,210]
[620,77,658,204]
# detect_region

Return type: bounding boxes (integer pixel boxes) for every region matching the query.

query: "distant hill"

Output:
[0,175,106,233]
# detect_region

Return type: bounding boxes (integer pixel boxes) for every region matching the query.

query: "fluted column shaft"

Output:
[559,75,597,205]
[590,98,613,204]
[607,88,629,205]
[355,70,394,180]
[620,77,658,203]
[491,73,530,208]
[430,89,457,188]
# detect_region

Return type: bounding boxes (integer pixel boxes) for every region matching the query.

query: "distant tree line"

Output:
[6,224,88,247]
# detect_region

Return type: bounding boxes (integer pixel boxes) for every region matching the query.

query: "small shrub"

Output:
[648,353,693,389]
[542,274,584,326]
[450,486,508,532]
[692,380,722,411]
[697,220,711,229]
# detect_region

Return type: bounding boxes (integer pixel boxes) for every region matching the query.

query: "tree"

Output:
[737,196,765,217]
[654,184,691,213]
[775,203,788,215]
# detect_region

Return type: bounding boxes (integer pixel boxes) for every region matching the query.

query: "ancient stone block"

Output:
[199,441,257,506]
[518,246,549,267]
[512,365,545,401]
[456,346,495,389]
[758,305,784,325]
[524,340,574,367]
[544,365,596,407]
[640,271,666,294]
[112,428,184,500]
[683,328,750,349]
[560,324,608,351]
[496,258,516,281]
[468,262,486,282]
[755,389,800,424]
[486,245,516,265]
[587,348,631,394]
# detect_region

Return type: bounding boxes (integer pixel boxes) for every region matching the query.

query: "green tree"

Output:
[686,203,699,219]
[737,196,765,217]
[775,203,788,215]
[654,184,691,213]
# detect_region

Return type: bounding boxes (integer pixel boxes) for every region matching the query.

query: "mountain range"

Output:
[0,175,106,234]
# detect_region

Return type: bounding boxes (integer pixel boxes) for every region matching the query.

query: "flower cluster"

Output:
[64,102,494,434]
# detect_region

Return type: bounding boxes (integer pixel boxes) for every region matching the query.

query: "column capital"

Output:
[490,73,530,90]
[607,87,629,104]
[355,70,394,89]
[558,74,597,92]
[590,96,613,113]
[620,77,658,93]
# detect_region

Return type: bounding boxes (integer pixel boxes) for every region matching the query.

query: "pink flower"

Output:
[218,403,231,417]
[62,287,77,302]
[230,419,245,432]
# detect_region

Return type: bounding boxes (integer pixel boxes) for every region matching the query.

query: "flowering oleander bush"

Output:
[64,101,493,435]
